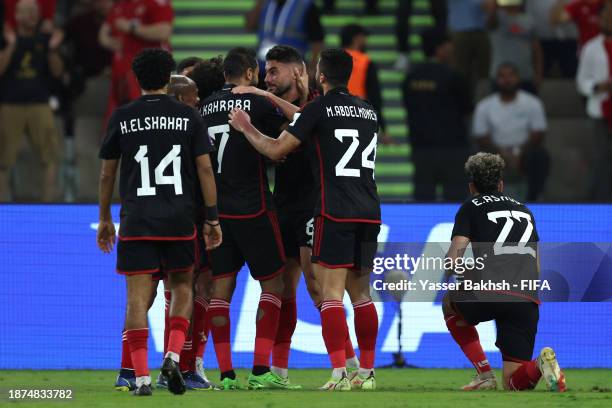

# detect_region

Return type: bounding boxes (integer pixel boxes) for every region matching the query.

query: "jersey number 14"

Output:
[134,145,183,196]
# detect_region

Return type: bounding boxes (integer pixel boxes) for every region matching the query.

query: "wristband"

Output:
[205,220,220,227]
[205,205,219,221]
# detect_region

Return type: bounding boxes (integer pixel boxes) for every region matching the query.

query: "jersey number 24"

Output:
[334,129,377,179]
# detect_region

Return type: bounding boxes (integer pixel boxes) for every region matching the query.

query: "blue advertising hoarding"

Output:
[0,204,611,369]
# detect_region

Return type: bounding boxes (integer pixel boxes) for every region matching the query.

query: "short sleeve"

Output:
[146,0,174,24]
[527,97,547,132]
[99,112,122,160]
[286,99,322,143]
[191,113,214,158]
[451,203,472,239]
[472,100,490,138]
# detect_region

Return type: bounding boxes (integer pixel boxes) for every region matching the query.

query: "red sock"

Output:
[208,298,233,372]
[272,297,297,368]
[345,337,356,360]
[126,328,149,377]
[446,315,491,373]
[509,360,541,391]
[120,330,133,370]
[321,300,348,368]
[353,300,378,369]
[254,293,281,367]
[193,296,209,361]
[167,316,190,356]
[179,338,193,372]
[163,290,171,355]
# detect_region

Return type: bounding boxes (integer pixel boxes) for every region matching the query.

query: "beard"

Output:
[268,81,292,97]
[498,84,518,97]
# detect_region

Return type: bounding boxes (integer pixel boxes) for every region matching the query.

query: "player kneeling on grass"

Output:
[97,49,222,396]
[443,152,566,392]
[228,48,381,391]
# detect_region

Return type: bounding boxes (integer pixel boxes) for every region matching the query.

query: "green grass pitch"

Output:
[1,369,610,407]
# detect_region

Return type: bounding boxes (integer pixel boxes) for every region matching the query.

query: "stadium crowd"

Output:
[0,0,611,202]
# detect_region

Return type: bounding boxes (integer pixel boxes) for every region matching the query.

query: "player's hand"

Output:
[114,18,131,33]
[228,108,252,133]
[231,85,267,97]
[294,62,309,102]
[97,220,116,253]
[203,222,222,250]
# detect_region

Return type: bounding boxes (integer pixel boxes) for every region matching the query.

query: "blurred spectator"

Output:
[66,0,113,79]
[551,0,605,48]
[176,56,203,76]
[576,3,612,200]
[527,0,578,78]
[4,0,63,48]
[487,0,543,93]
[447,0,491,91]
[322,0,379,15]
[0,0,63,201]
[395,0,447,71]
[4,0,54,31]
[473,63,550,201]
[245,0,324,72]
[98,0,173,118]
[402,29,472,201]
[340,24,389,143]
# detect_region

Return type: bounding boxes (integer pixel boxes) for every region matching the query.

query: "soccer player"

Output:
[176,56,203,76]
[229,48,381,391]
[97,48,221,396]
[154,74,213,391]
[442,152,566,392]
[232,44,362,384]
[201,47,290,390]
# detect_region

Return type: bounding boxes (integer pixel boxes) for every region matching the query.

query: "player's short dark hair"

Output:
[132,48,176,91]
[421,28,450,58]
[176,56,203,74]
[318,48,353,87]
[189,56,225,101]
[465,153,505,194]
[265,45,303,64]
[340,24,368,48]
[223,47,258,79]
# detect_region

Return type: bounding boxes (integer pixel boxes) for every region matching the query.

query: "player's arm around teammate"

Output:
[230,49,381,391]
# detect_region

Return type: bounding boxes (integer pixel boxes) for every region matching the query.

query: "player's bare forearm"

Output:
[242,122,284,160]
[229,109,301,160]
[266,92,300,121]
[444,235,471,278]
[98,160,118,221]
[196,154,217,209]
[134,23,172,42]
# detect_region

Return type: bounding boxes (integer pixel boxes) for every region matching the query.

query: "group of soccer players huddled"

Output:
[96,44,566,396]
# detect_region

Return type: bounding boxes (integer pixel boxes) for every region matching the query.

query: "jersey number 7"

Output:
[334,129,377,179]
[134,145,183,196]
